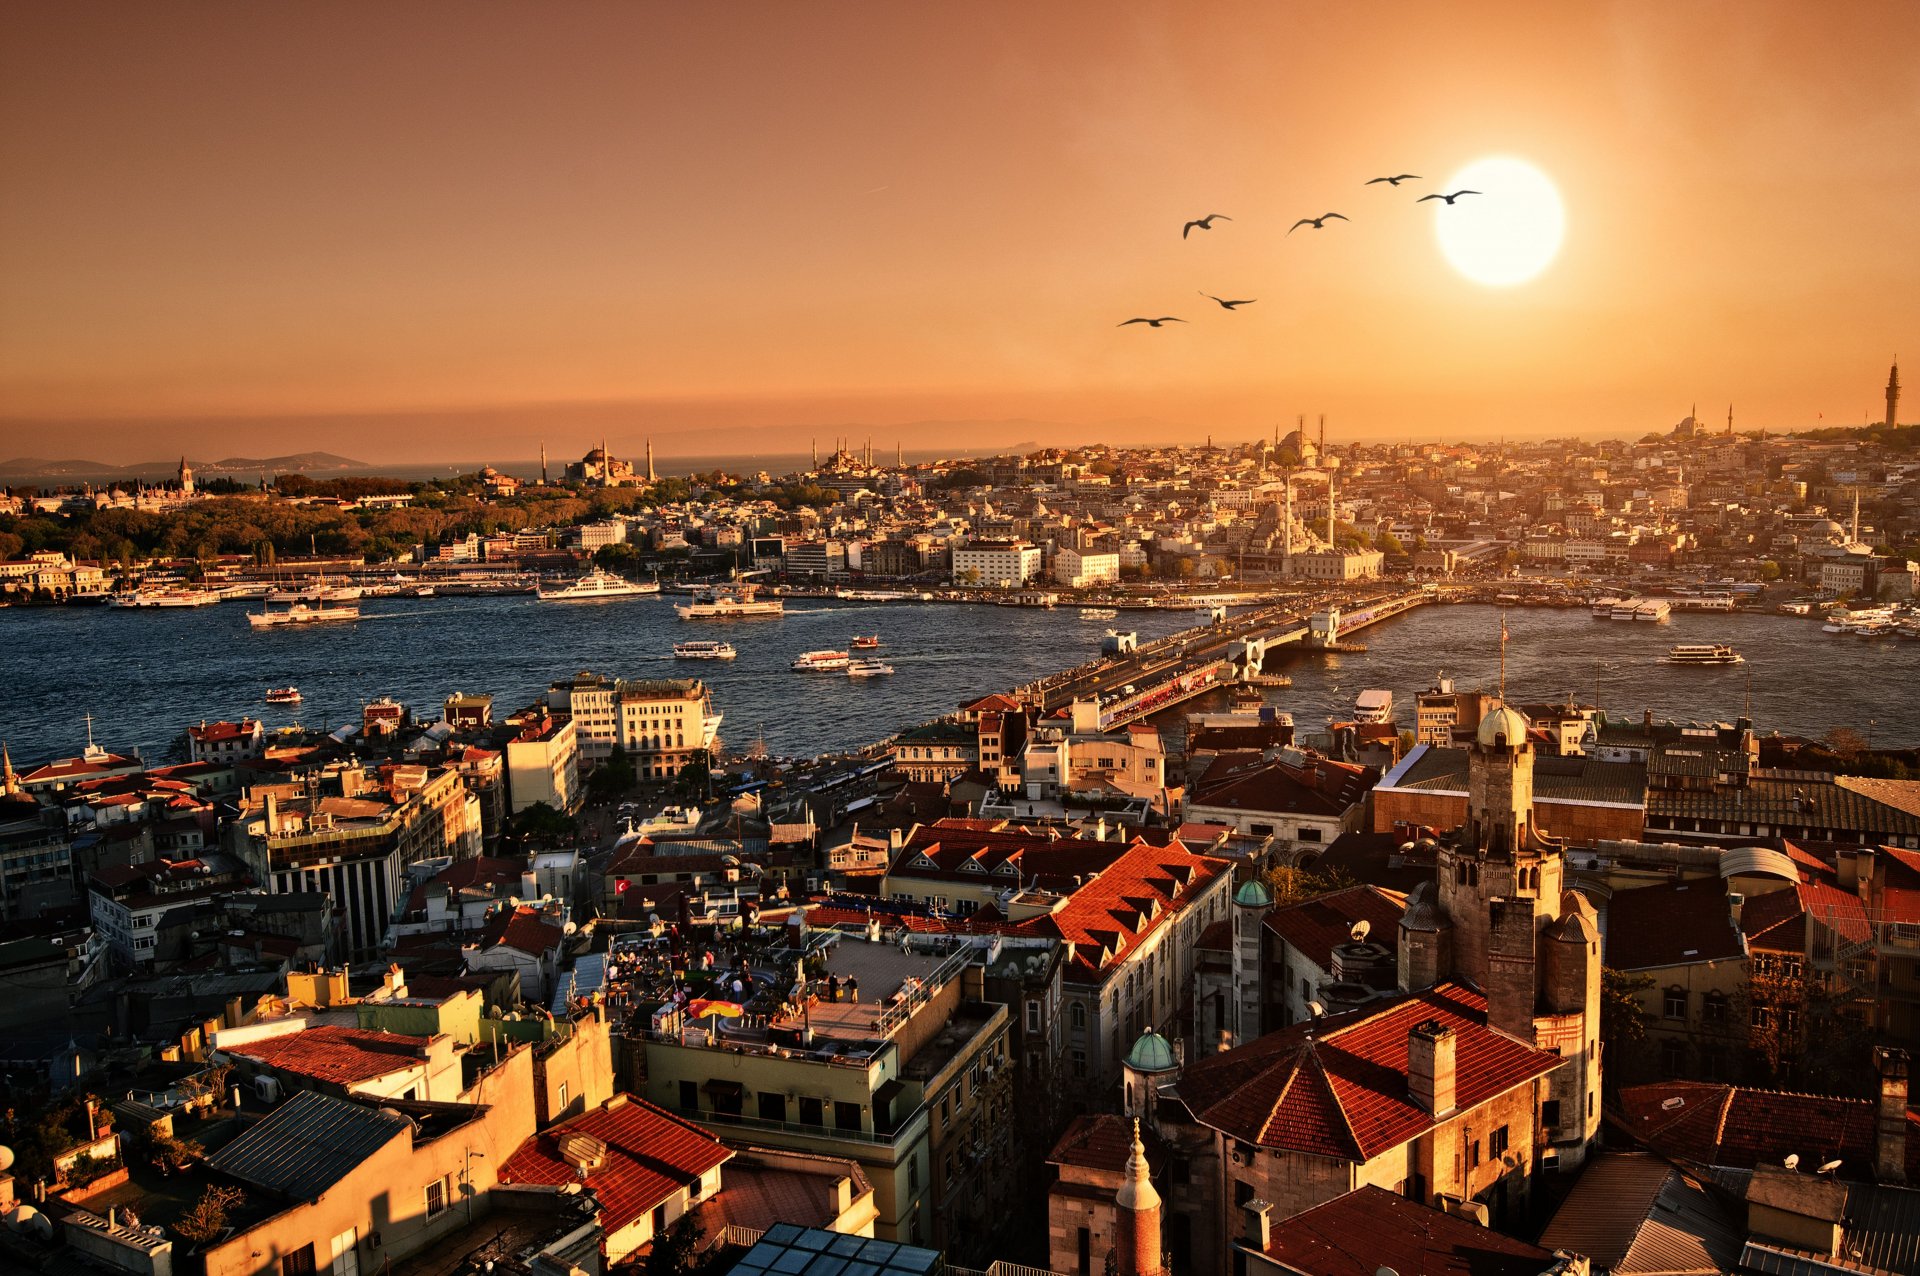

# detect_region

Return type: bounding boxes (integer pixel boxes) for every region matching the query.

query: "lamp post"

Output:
[463,1148,486,1223]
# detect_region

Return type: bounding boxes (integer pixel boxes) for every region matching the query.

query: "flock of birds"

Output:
[1119,173,1482,329]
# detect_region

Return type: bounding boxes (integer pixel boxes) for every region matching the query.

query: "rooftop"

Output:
[1245,1183,1555,1276]
[206,1090,409,1199]
[498,1094,731,1237]
[1604,879,1747,971]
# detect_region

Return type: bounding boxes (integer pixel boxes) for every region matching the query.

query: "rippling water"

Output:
[1,598,1909,767]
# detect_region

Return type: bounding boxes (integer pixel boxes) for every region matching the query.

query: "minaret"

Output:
[540,443,548,485]
[812,438,819,471]
[1726,404,1734,436]
[1852,487,1861,544]
[177,456,194,496]
[1,742,19,797]
[646,438,656,483]
[1113,1119,1164,1276]
[1889,361,1902,429]
[896,442,902,468]
[1317,413,1326,459]
[1326,470,1336,548]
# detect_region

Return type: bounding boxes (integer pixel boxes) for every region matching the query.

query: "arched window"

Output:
[1070,1001,1087,1031]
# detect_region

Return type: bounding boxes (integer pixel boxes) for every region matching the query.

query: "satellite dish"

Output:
[1817,1159,1844,1175]
[1307,1001,1326,1019]
[1783,1153,1800,1171]
[1350,920,1371,944]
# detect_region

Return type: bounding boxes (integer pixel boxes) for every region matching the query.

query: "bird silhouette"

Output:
[1288,213,1348,233]
[1366,174,1421,186]
[1182,213,1231,239]
[1417,190,1481,205]
[1199,292,1256,310]
[1118,317,1185,328]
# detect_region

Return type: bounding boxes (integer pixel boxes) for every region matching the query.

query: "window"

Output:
[1298,827,1322,842]
[557,1081,569,1109]
[1071,1049,1087,1077]
[1070,1001,1087,1030]
[653,1204,669,1236]
[1470,1137,1481,1169]
[1663,987,1688,1019]
[282,1244,317,1276]
[1702,993,1728,1026]
[1541,1099,1561,1130]
[1489,1125,1509,1160]
[425,1176,449,1218]
[1026,1000,1042,1034]
[1660,1037,1687,1075]
[758,1092,786,1123]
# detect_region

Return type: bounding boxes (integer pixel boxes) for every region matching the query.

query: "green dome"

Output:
[1125,1030,1178,1074]
[1234,878,1273,908]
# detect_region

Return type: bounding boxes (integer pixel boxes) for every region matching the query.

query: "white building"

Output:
[953,539,1043,587]
[1053,548,1120,589]
[506,713,582,814]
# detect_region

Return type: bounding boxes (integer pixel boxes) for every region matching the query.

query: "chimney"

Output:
[1875,1046,1909,1184]
[1407,1019,1457,1117]
[832,1175,853,1213]
[1242,1199,1274,1251]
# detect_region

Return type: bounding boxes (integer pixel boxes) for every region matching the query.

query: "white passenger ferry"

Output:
[1663,644,1743,665]
[792,650,850,672]
[537,569,659,602]
[673,640,738,660]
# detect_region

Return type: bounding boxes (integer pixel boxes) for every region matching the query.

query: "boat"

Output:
[1664,644,1745,665]
[248,601,362,629]
[1610,599,1671,623]
[1080,608,1119,620]
[792,650,850,672]
[851,635,882,649]
[1353,688,1395,724]
[110,588,221,608]
[266,573,362,604]
[265,686,303,704]
[536,569,659,602]
[846,658,895,678]
[676,585,785,620]
[1590,598,1623,618]
[673,640,738,660]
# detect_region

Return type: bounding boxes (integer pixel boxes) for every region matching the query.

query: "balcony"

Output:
[671,1101,927,1151]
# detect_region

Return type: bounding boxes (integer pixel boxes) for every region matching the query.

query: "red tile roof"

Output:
[1018,838,1232,981]
[479,904,566,957]
[1047,1113,1168,1175]
[1614,1080,1920,1183]
[1604,880,1746,970]
[1190,752,1378,818]
[224,1025,435,1086]
[499,1095,732,1235]
[1254,1184,1552,1276]
[889,824,1133,891]
[1174,983,1564,1161]
[1262,886,1408,972]
[188,720,260,742]
[406,855,525,914]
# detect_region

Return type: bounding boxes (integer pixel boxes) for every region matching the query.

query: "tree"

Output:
[174,1184,246,1246]
[1378,531,1406,556]
[645,1214,714,1276]
[1758,560,1781,581]
[588,748,637,800]
[1821,726,1868,759]
[1257,864,1355,908]
[508,802,575,847]
[1601,967,1655,1090]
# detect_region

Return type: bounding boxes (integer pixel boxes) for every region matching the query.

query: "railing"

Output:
[673,1101,926,1149]
[720,1225,766,1249]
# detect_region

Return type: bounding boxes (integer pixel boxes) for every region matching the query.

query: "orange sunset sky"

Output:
[2,2,1917,463]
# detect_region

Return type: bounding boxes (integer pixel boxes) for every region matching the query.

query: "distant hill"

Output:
[0,451,367,482]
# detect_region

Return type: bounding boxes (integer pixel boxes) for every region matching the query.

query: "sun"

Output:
[1432,155,1565,288]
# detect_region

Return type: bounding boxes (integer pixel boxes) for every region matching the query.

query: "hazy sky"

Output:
[3,2,1917,462]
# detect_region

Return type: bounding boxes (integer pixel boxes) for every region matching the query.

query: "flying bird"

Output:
[1182,213,1231,238]
[1417,190,1482,205]
[1118,316,1185,328]
[1288,213,1348,233]
[1366,174,1421,186]
[1199,292,1257,310]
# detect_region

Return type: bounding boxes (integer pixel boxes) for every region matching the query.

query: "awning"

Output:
[874,1078,907,1113]
[702,1079,744,1097]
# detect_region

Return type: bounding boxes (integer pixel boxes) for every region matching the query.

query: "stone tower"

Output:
[1114,1120,1165,1276]
[1889,361,1902,430]
[1411,703,1603,1167]
[1230,878,1272,1045]
[177,456,194,496]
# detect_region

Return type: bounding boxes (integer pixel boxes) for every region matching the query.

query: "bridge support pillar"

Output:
[1305,607,1340,649]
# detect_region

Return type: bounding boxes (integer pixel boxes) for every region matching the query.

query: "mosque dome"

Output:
[1476,705,1532,750]
[1234,878,1273,908]
[1125,1030,1179,1074]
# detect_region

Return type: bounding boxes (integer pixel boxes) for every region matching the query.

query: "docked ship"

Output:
[267,575,362,604]
[1610,599,1671,623]
[265,686,303,704]
[1080,608,1119,620]
[792,649,850,672]
[248,601,362,629]
[110,587,221,608]
[1589,597,1623,618]
[1663,644,1744,665]
[536,569,659,602]
[676,585,785,620]
[673,640,738,660]
[846,658,895,678]
[1353,688,1395,724]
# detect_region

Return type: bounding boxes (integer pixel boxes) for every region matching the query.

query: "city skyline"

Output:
[3,2,1918,463]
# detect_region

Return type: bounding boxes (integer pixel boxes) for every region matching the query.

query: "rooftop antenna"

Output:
[1499,611,1510,700]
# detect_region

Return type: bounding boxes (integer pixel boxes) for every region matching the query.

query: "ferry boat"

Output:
[1590,598,1623,618]
[248,601,362,629]
[1664,644,1744,665]
[850,635,882,649]
[1080,608,1120,620]
[265,686,303,704]
[792,649,850,672]
[1353,688,1395,724]
[676,585,785,620]
[536,569,659,602]
[266,575,362,604]
[1610,599,1671,623]
[110,588,221,608]
[846,658,895,678]
[673,640,738,661]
